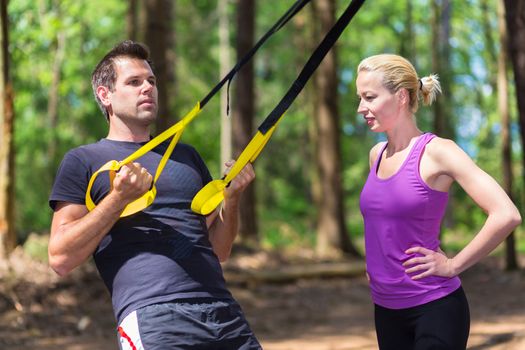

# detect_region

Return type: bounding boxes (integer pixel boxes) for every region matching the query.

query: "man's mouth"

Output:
[139,100,155,107]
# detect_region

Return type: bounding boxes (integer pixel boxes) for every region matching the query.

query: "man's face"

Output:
[107,57,158,126]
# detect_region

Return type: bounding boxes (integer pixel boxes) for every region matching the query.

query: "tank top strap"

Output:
[406,132,436,166]
[371,141,389,172]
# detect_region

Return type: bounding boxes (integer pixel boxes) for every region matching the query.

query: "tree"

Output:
[129,0,176,133]
[312,0,359,258]
[399,0,416,63]
[0,0,16,257]
[430,0,457,233]
[504,0,525,209]
[143,0,176,133]
[126,0,138,40]
[233,0,258,243]
[218,0,232,167]
[499,0,518,270]
[47,1,66,179]
[431,0,454,139]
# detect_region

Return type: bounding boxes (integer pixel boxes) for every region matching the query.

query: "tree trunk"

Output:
[399,0,416,63]
[233,0,258,243]
[498,0,518,270]
[126,0,138,41]
[431,0,456,233]
[504,1,525,215]
[0,0,16,258]
[431,0,453,139]
[218,0,232,167]
[144,0,176,133]
[312,0,359,258]
[481,0,497,89]
[47,23,66,175]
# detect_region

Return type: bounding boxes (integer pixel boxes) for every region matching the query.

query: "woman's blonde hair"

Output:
[357,54,441,113]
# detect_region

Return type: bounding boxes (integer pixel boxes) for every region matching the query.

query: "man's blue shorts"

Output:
[117,298,262,350]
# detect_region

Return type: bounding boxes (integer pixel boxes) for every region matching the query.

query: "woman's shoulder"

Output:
[425,135,461,158]
[425,135,473,172]
[370,141,387,154]
[369,141,386,166]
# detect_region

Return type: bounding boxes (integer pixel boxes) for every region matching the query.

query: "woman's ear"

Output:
[397,88,409,107]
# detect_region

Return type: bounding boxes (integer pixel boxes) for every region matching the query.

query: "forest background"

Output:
[0,0,524,349]
[1,0,523,264]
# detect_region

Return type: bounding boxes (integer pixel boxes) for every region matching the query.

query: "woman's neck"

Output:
[384,118,422,155]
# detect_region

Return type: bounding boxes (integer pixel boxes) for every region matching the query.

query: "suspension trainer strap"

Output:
[85,0,312,217]
[201,0,312,108]
[191,0,367,215]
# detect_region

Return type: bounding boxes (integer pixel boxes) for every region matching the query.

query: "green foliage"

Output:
[9,0,127,236]
[259,208,316,250]
[6,0,523,255]
[22,233,49,262]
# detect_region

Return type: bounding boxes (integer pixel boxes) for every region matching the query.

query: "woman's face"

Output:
[356,70,402,133]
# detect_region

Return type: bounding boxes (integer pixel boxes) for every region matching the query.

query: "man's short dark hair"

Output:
[91,40,153,120]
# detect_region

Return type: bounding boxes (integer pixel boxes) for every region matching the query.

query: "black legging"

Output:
[374,287,470,350]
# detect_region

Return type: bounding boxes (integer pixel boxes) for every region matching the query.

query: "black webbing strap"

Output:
[200,0,312,108]
[259,0,366,133]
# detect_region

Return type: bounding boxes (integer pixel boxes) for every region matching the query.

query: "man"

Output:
[48,40,261,349]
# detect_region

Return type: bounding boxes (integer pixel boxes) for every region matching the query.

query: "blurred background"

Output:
[0,0,523,349]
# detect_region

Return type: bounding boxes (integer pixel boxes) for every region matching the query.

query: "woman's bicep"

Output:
[440,142,512,213]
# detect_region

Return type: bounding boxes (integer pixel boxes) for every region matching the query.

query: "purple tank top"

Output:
[360,132,461,309]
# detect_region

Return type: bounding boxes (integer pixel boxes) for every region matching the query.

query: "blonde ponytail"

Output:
[419,74,442,106]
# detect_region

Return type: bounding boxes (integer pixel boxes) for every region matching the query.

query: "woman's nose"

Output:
[357,99,367,114]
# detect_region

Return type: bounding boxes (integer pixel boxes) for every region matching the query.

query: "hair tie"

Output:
[418,78,423,90]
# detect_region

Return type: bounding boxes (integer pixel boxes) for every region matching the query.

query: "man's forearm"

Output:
[208,198,240,262]
[49,193,126,275]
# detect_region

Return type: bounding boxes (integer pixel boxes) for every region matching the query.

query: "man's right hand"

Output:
[112,162,153,204]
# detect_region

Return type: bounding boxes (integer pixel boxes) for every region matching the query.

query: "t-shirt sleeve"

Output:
[189,146,213,185]
[49,151,90,210]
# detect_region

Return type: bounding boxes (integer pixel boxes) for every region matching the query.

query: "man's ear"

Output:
[96,86,111,107]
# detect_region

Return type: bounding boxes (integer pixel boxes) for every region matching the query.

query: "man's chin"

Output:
[138,112,157,124]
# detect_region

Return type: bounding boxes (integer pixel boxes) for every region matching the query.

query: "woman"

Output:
[356,54,521,349]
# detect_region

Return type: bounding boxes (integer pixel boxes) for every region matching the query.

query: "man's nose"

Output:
[142,80,154,93]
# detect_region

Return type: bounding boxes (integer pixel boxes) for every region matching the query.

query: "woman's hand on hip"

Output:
[403,246,457,280]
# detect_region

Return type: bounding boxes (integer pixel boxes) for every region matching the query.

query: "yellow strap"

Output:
[85,102,201,217]
[191,118,281,215]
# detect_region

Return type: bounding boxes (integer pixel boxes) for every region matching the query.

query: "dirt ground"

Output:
[0,246,524,350]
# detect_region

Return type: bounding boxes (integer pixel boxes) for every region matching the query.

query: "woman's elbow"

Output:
[500,206,522,232]
[509,208,522,230]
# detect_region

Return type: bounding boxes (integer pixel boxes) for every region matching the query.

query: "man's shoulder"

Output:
[173,142,203,161]
[175,142,198,153]
[59,140,115,169]
[67,139,106,155]
[68,139,133,159]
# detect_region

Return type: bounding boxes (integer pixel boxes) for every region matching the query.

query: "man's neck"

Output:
[107,118,151,142]
[106,128,151,143]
